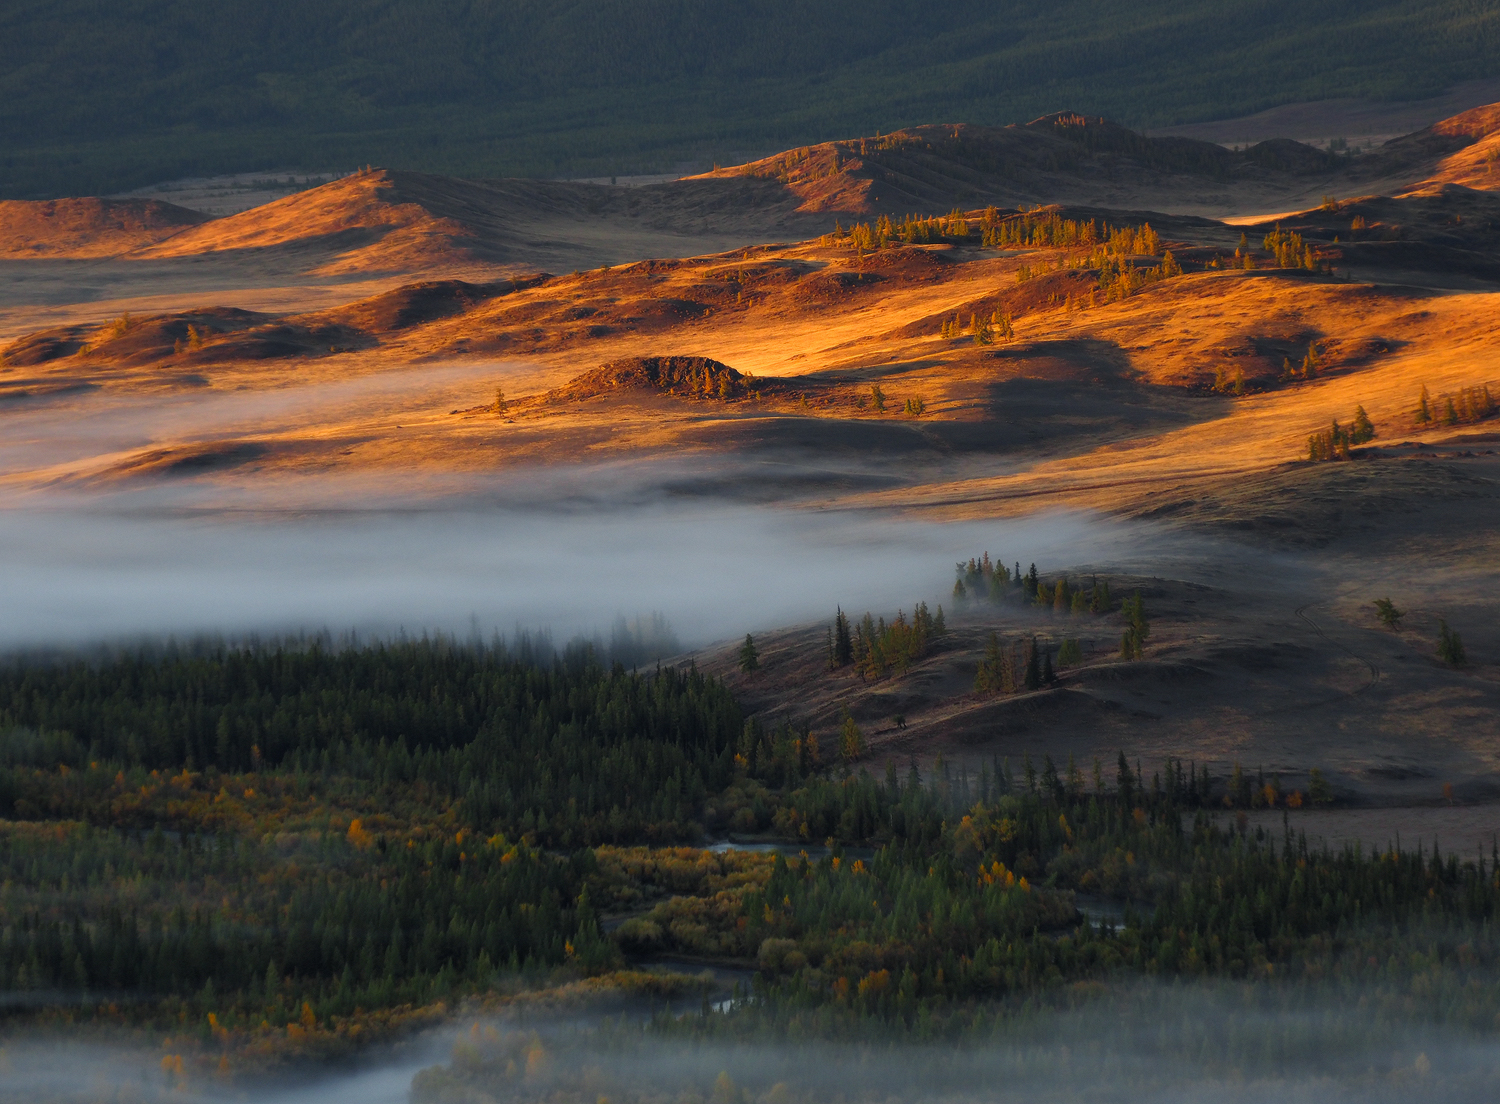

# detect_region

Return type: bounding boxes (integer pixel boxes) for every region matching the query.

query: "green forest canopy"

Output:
[2,0,1498,196]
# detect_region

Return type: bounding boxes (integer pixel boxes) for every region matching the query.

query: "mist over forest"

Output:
[4,0,1500,1098]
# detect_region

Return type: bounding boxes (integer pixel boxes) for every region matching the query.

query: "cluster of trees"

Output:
[1414,383,1497,426]
[1305,405,1375,461]
[8,618,1500,1065]
[941,311,1014,342]
[974,633,1052,694]
[1211,364,1246,394]
[1094,250,1181,301]
[1280,341,1323,381]
[0,638,744,848]
[831,210,973,252]
[1216,762,1331,809]
[582,750,1500,1032]
[827,604,945,681]
[981,211,1103,250]
[980,212,1164,259]
[1261,226,1322,271]
[0,825,615,1026]
[1373,600,1467,666]
[953,557,1115,617]
[7,611,1496,1064]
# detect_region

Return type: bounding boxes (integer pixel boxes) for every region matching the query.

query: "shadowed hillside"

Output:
[5,103,1500,281]
[2,0,1498,197]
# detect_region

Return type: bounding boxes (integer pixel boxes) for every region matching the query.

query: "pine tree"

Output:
[1116,751,1134,808]
[1066,752,1083,797]
[1041,754,1062,801]
[1120,591,1149,659]
[1437,620,1466,666]
[1308,767,1333,805]
[1351,405,1375,444]
[1373,598,1403,631]
[738,634,759,672]
[833,609,853,668]
[975,632,1003,693]
[839,710,865,763]
[1091,579,1112,614]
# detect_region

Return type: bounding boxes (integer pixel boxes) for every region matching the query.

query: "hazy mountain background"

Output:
[2,0,1498,196]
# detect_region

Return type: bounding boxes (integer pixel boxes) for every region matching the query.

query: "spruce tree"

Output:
[1373,598,1403,631]
[833,609,853,668]
[1042,754,1063,802]
[975,632,1002,693]
[839,709,864,763]
[1116,751,1134,808]
[738,634,759,672]
[1120,591,1149,659]
[1438,620,1466,666]
[1351,405,1375,444]
[1024,637,1041,690]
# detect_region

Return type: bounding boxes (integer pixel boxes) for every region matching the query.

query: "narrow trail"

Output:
[1295,602,1382,695]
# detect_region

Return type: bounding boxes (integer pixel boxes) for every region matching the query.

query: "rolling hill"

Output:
[3,104,1497,279]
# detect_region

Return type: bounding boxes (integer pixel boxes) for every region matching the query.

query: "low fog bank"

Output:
[0,460,1230,652]
[0,360,542,478]
[0,1033,446,1104]
[5,984,1499,1104]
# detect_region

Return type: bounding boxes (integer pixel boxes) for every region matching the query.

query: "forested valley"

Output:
[2,593,1499,1093]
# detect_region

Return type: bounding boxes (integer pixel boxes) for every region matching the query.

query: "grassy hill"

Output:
[1,0,1498,197]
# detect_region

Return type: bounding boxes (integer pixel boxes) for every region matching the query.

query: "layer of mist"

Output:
[0,353,1284,653]
[0,469,1185,653]
[4,983,1497,1104]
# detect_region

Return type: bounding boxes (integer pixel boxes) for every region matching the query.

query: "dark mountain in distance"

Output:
[1,0,1498,198]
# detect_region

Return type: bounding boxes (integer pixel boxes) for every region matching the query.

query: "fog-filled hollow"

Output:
[0,458,1216,651]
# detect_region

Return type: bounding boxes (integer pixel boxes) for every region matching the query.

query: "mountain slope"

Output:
[5,102,1499,277]
[0,197,207,258]
[2,0,1498,197]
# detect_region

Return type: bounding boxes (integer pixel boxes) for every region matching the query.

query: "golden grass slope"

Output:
[0,196,208,258]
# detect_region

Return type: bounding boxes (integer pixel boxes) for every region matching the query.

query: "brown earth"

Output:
[3,102,1500,826]
[0,197,208,258]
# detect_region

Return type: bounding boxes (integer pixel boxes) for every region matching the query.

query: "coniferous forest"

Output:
[3,599,1500,1097]
[2,0,1498,195]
